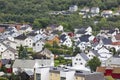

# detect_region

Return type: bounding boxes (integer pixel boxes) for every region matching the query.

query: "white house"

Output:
[3,39,17,49]
[77,42,86,51]
[55,25,64,31]
[0,42,7,55]
[99,53,112,66]
[90,7,100,14]
[97,46,110,54]
[35,67,50,80]
[69,5,78,12]
[72,53,89,67]
[12,59,36,75]
[74,26,92,37]
[60,68,75,80]
[14,34,27,46]
[105,55,120,67]
[79,7,90,15]
[60,34,72,47]
[101,10,113,18]
[87,50,100,59]
[24,37,34,48]
[19,24,33,33]
[2,47,18,60]
[12,59,54,76]
[33,40,45,52]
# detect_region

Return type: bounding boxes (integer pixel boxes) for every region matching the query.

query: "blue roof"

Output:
[102,38,112,45]
[79,35,91,42]
[60,34,67,42]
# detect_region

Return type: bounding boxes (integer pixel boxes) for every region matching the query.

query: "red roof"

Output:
[112,42,120,45]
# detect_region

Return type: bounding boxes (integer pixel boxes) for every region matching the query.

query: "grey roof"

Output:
[5,47,17,53]
[102,38,112,45]
[1,59,10,65]
[108,30,115,34]
[39,48,53,58]
[12,59,35,68]
[14,34,27,40]
[47,35,56,40]
[85,72,104,80]
[60,34,67,42]
[8,31,14,35]
[0,42,8,48]
[20,26,28,30]
[27,32,37,36]
[35,59,52,66]
[79,35,91,42]
[75,71,104,80]
[90,49,100,56]
[76,27,87,34]
[80,53,89,61]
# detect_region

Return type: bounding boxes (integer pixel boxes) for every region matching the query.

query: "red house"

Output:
[96,67,120,79]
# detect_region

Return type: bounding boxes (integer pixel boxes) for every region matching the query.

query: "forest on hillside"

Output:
[0,0,120,31]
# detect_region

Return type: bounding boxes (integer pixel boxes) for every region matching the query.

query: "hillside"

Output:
[0,0,120,30]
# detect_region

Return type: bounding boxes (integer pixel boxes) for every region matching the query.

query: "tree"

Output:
[18,45,24,58]
[73,47,81,56]
[87,57,101,72]
[109,47,117,56]
[18,45,28,59]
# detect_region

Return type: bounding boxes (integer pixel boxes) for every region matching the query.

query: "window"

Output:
[37,44,39,46]
[80,63,83,65]
[61,77,66,80]
[76,58,78,61]
[26,40,27,42]
[89,55,90,57]
[79,59,81,61]
[75,63,77,65]
[33,43,35,46]
[9,54,12,56]
[36,73,41,80]
[29,40,31,42]
[1,48,3,50]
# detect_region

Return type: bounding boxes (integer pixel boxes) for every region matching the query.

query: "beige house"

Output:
[50,68,60,80]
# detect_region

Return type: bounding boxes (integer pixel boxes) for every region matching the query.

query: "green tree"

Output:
[87,57,101,72]
[18,45,28,59]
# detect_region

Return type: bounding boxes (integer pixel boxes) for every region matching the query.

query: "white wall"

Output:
[60,70,75,80]
[35,67,50,80]
[72,54,86,67]
[2,50,15,60]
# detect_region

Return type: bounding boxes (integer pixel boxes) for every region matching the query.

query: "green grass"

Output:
[27,48,33,52]
[54,59,72,67]
[105,76,115,80]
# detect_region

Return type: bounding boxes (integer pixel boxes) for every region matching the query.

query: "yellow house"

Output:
[50,69,60,80]
[75,74,85,80]
[46,35,60,45]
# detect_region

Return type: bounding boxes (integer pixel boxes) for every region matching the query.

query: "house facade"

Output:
[72,53,89,67]
[1,47,18,60]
